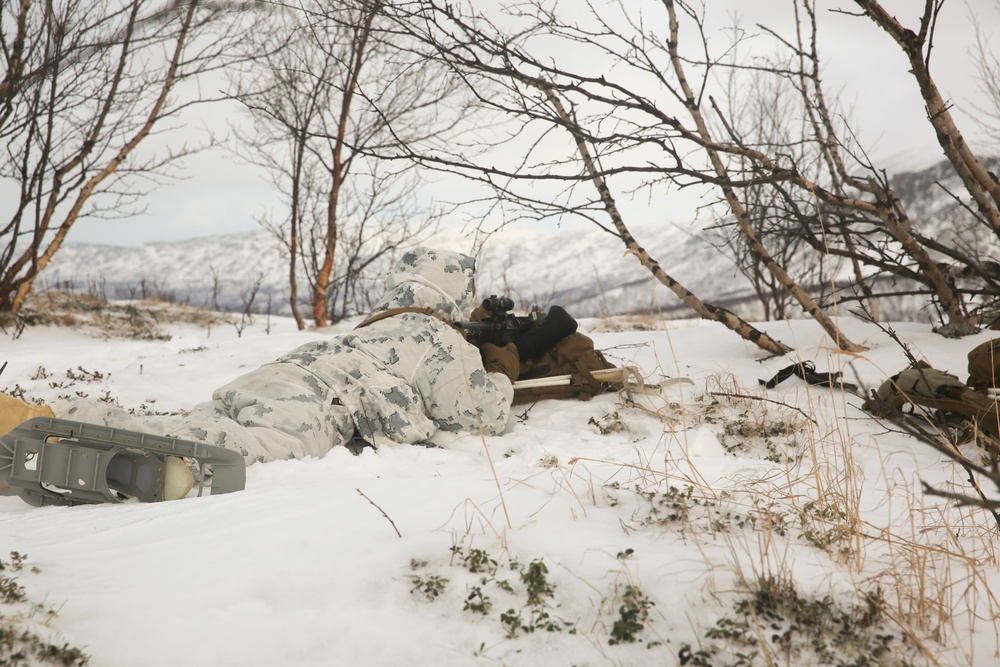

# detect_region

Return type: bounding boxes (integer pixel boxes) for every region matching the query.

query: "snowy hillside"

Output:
[4,299,1000,666]
[39,157,991,326]
[41,220,742,321]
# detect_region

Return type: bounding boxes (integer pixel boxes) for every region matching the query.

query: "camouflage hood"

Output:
[367,247,477,321]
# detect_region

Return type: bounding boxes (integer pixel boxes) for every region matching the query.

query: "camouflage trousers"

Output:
[53,363,355,466]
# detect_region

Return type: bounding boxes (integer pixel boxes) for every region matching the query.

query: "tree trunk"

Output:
[289,129,306,330]
[665,0,866,353]
[7,0,198,320]
[311,1,380,327]
[856,1,1000,232]
[543,86,793,357]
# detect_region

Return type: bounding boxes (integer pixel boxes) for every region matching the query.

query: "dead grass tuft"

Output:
[13,288,231,340]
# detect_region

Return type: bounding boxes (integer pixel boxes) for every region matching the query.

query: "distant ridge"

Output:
[42,221,737,319]
[41,158,989,321]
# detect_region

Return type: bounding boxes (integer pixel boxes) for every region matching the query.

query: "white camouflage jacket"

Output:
[55,247,514,465]
[270,247,514,445]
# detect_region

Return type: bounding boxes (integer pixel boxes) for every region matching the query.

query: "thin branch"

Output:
[356,487,402,538]
[709,391,820,426]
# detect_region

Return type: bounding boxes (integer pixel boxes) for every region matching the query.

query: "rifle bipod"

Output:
[1,417,245,507]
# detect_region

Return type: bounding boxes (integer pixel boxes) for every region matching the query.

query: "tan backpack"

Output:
[864,363,1000,439]
[512,332,617,404]
[967,338,1000,390]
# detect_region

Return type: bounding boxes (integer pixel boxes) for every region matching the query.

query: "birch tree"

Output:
[375,0,996,349]
[232,0,461,326]
[0,0,251,321]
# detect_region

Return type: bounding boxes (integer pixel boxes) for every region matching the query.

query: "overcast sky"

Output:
[62,0,1000,247]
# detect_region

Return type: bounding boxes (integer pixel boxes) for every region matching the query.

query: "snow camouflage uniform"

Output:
[52,248,514,465]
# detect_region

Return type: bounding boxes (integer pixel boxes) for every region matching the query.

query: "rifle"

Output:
[458,295,579,360]
[457,295,539,348]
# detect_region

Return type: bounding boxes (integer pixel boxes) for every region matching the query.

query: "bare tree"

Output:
[854,1,1000,237]
[707,37,837,322]
[657,1,866,352]
[231,4,332,329]
[372,0,998,350]
[231,0,459,326]
[0,0,253,321]
[540,84,793,355]
[743,0,996,329]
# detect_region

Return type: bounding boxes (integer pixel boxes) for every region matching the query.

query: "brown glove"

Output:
[469,305,488,322]
[481,343,520,383]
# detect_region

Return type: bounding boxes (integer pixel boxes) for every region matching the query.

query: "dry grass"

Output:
[570,369,1000,665]
[593,312,661,332]
[9,288,231,340]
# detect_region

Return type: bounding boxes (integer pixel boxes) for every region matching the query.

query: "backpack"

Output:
[863,362,1000,439]
[967,338,1000,390]
[512,332,617,404]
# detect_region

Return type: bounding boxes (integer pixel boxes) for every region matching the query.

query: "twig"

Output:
[921,482,1000,511]
[709,391,818,425]
[356,488,402,538]
[515,402,534,424]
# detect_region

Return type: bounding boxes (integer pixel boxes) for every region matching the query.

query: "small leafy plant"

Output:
[410,574,448,601]
[411,545,573,639]
[498,559,570,637]
[589,410,625,435]
[684,574,913,666]
[450,545,498,575]
[0,552,90,666]
[409,559,448,601]
[609,584,655,645]
[464,586,492,615]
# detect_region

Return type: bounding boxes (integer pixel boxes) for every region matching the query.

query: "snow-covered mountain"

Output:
[42,221,744,320]
[39,158,993,322]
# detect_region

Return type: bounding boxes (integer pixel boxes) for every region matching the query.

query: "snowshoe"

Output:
[0,417,245,507]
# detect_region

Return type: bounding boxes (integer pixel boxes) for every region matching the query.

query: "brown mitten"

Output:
[481,343,520,383]
[469,305,488,322]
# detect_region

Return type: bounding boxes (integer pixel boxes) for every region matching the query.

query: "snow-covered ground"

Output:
[3,302,1000,666]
